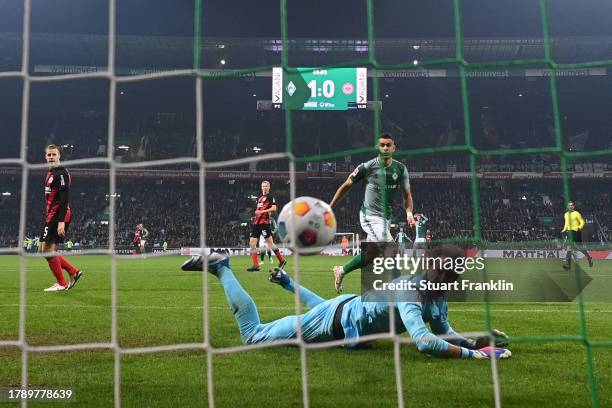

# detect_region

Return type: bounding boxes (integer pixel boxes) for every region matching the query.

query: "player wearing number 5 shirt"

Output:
[40,145,83,292]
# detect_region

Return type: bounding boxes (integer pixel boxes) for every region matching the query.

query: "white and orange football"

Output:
[277,196,337,255]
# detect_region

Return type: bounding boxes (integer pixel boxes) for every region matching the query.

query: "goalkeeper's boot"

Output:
[269,268,290,286]
[182,255,204,272]
[207,253,230,276]
[333,266,344,294]
[278,259,287,269]
[562,262,571,270]
[181,253,229,276]
[68,270,84,290]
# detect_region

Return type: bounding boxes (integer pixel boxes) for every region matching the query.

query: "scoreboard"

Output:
[272,67,367,111]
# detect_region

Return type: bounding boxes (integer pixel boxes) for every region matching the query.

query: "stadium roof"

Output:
[1,33,611,70]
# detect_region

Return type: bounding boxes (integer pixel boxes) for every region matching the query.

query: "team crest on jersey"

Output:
[392,172,398,180]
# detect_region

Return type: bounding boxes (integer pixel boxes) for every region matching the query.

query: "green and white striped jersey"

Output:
[415,215,429,239]
[350,157,410,220]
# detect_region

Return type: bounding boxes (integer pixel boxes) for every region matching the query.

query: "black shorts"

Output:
[250,224,272,239]
[565,230,582,244]
[40,221,70,244]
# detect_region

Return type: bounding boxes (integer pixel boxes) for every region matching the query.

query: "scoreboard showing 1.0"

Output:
[272,67,367,111]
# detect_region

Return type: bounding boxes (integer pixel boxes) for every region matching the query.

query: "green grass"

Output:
[0,254,610,407]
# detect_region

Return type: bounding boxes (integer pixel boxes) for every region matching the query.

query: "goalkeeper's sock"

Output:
[216,266,260,342]
[565,251,572,266]
[59,257,78,277]
[278,276,325,308]
[46,256,67,287]
[273,249,285,264]
[342,253,363,274]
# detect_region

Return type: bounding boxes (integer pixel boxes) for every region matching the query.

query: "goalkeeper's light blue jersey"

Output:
[218,264,465,356]
[339,275,457,355]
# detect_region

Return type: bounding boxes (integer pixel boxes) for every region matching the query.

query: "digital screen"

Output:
[272,67,367,111]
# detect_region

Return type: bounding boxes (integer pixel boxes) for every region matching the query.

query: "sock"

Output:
[59,257,78,277]
[282,277,325,308]
[47,257,67,286]
[217,266,260,341]
[273,248,286,264]
[342,253,363,275]
[250,251,260,267]
[565,251,572,265]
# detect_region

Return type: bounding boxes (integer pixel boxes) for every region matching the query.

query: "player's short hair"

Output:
[45,144,61,153]
[261,180,270,186]
[378,133,394,141]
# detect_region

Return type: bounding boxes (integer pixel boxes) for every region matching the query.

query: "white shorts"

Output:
[359,212,393,242]
[140,240,146,246]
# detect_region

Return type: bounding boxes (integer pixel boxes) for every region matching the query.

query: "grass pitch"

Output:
[0,254,610,407]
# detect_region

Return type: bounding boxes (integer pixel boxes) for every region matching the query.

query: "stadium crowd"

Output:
[0,172,609,249]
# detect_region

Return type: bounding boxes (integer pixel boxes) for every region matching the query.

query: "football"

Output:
[277,196,337,255]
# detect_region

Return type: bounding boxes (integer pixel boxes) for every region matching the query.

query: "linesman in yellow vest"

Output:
[562,201,593,269]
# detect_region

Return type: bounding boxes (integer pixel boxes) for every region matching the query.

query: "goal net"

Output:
[1,0,610,407]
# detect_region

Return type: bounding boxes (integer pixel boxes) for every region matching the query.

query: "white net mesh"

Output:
[0,1,503,406]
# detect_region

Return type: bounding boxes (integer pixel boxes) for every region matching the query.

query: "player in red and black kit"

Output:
[425,229,433,249]
[247,180,286,272]
[40,145,83,292]
[132,223,148,254]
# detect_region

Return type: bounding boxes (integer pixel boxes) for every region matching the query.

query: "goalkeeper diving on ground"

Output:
[181,245,511,359]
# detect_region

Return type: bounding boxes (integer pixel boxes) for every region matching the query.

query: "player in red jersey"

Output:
[132,223,148,254]
[247,181,286,272]
[40,145,83,292]
[425,229,433,248]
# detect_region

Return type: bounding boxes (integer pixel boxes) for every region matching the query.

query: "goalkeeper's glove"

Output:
[470,346,512,359]
[472,329,509,349]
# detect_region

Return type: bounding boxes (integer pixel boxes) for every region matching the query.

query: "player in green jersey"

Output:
[413,213,428,247]
[329,133,414,293]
